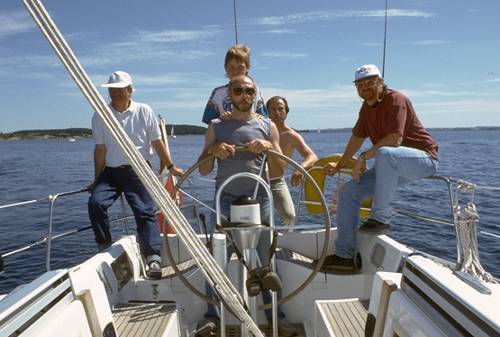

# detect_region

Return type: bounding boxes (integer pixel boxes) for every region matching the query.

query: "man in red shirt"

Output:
[322,64,438,273]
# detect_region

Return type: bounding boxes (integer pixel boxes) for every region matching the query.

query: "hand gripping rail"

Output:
[22,1,264,335]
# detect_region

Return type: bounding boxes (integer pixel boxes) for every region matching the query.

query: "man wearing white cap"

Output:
[321,64,439,273]
[88,70,183,279]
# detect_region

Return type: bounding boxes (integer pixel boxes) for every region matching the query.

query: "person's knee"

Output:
[88,194,102,212]
[375,147,398,166]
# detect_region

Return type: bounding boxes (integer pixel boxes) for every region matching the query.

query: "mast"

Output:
[232,0,239,44]
[382,0,388,78]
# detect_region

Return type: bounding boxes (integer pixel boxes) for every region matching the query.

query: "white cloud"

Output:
[248,9,433,26]
[362,40,450,47]
[65,31,101,41]
[76,28,221,67]
[360,42,383,47]
[261,29,298,35]
[79,47,213,68]
[0,54,60,69]
[134,73,200,86]
[135,28,221,43]
[0,10,35,38]
[402,89,483,98]
[261,52,308,59]
[415,99,500,116]
[261,85,358,108]
[412,40,450,46]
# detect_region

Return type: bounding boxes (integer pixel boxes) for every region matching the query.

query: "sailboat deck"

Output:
[112,302,178,337]
[317,299,368,337]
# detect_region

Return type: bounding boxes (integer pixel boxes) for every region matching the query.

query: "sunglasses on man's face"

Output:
[232,87,256,96]
[355,78,377,88]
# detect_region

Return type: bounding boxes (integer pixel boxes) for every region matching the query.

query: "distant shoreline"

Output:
[1,125,499,140]
[0,125,206,140]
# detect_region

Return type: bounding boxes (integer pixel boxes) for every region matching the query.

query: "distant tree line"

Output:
[0,125,206,140]
[0,128,92,140]
[164,124,206,135]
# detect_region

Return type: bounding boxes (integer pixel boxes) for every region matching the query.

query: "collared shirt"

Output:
[353,89,438,160]
[91,101,161,167]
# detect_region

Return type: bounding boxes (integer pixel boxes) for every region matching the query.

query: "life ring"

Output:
[304,154,371,217]
[157,174,183,233]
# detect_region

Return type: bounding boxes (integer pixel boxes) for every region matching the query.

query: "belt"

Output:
[107,160,151,170]
[108,165,131,169]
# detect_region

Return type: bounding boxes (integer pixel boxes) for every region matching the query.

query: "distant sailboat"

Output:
[171,126,176,138]
[68,138,76,142]
[317,128,321,134]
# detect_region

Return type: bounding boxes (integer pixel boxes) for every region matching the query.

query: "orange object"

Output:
[157,174,183,234]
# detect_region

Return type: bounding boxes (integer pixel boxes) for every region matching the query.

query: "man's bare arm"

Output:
[198,124,217,176]
[324,134,365,176]
[293,132,318,170]
[289,131,318,186]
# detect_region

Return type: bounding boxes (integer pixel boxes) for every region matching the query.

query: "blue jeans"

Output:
[335,146,438,258]
[205,191,285,322]
[88,166,161,260]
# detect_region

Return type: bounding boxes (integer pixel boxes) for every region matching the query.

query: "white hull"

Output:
[1,228,498,337]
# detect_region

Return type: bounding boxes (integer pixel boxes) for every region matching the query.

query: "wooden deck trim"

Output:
[318,299,368,337]
[112,302,177,337]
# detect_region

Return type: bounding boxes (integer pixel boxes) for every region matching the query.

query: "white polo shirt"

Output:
[92,101,162,167]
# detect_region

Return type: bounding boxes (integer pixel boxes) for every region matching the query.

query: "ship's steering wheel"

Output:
[164,148,331,309]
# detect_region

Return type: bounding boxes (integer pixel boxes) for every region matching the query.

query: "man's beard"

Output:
[360,88,376,101]
[234,100,253,113]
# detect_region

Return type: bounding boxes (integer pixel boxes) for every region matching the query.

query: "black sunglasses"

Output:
[232,87,256,96]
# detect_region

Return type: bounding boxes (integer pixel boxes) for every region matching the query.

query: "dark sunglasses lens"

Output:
[245,88,256,95]
[232,88,244,95]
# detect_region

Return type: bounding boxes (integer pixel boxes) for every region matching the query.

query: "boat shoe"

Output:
[194,319,218,337]
[147,260,162,280]
[275,319,301,337]
[358,218,390,234]
[317,253,362,274]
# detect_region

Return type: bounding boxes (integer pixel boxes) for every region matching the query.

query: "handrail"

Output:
[45,188,88,271]
[1,213,136,261]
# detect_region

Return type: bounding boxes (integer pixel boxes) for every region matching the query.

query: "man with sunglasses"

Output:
[196,75,298,336]
[321,64,439,273]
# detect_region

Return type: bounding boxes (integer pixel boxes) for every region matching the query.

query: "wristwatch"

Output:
[166,163,174,170]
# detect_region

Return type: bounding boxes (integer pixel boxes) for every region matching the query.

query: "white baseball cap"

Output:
[354,64,381,82]
[101,71,133,88]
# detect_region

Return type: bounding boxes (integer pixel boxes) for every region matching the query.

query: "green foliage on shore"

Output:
[164,124,206,136]
[0,125,206,140]
[0,128,92,140]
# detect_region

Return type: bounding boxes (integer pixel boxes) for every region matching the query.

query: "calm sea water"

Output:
[1,130,499,294]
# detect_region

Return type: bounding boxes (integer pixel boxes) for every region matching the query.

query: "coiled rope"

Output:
[22,1,264,335]
[452,180,497,284]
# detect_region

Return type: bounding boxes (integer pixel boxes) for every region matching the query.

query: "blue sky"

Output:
[1,0,499,132]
